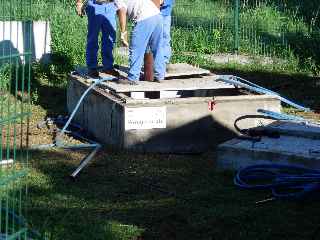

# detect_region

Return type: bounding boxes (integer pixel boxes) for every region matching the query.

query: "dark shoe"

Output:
[153,79,164,83]
[117,78,139,85]
[102,69,120,77]
[88,69,99,79]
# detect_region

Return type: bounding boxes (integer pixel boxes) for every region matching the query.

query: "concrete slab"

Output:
[96,75,235,93]
[165,63,211,77]
[130,92,146,99]
[114,63,210,78]
[70,70,234,93]
[75,63,210,80]
[160,91,180,99]
[67,75,281,153]
[216,121,320,170]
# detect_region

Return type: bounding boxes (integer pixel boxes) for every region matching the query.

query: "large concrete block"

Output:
[216,121,320,170]
[67,64,281,153]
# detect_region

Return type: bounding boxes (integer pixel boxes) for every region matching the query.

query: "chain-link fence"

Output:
[0,0,32,239]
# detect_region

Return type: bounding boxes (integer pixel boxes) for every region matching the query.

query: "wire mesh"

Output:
[0,0,32,239]
[23,0,320,70]
[170,1,315,65]
[171,0,293,59]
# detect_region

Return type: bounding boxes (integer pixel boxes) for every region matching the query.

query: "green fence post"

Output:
[234,0,240,53]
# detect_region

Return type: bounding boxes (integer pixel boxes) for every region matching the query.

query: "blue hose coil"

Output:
[217,75,320,200]
[234,164,320,199]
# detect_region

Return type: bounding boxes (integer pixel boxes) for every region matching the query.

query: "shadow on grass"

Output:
[285,31,320,70]
[28,149,217,239]
[31,83,67,116]
[27,147,320,240]
[257,30,320,73]
[26,47,320,240]
[30,52,73,116]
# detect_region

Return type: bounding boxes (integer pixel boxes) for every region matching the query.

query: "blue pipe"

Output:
[56,76,113,146]
[32,76,114,177]
[217,75,311,112]
[257,109,307,122]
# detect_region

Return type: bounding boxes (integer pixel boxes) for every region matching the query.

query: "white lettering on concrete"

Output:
[125,106,166,130]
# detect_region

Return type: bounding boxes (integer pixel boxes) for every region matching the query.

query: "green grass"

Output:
[27,147,320,240]
[2,1,320,238]
[0,167,28,238]
[25,62,320,239]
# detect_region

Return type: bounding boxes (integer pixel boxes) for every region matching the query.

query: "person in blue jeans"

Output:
[76,0,120,78]
[161,0,174,65]
[115,0,165,85]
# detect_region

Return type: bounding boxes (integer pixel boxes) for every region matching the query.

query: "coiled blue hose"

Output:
[234,164,320,199]
[217,75,320,200]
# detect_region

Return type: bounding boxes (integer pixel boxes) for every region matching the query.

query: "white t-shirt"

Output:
[114,0,160,22]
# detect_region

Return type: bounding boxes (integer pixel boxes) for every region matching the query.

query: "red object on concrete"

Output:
[144,52,154,81]
[208,100,216,111]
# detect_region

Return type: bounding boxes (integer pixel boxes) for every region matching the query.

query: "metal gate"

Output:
[0,0,32,239]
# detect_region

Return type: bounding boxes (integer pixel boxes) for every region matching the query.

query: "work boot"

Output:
[102,68,120,77]
[117,78,139,85]
[88,69,99,79]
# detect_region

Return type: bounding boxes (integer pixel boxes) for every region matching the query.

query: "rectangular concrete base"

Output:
[216,121,320,170]
[67,65,281,153]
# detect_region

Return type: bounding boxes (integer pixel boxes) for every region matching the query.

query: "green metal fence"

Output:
[8,0,320,89]
[172,0,287,58]
[0,0,32,239]
[172,0,320,67]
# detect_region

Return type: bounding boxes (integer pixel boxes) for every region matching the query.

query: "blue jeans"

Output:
[162,15,172,64]
[128,14,165,81]
[86,1,117,71]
